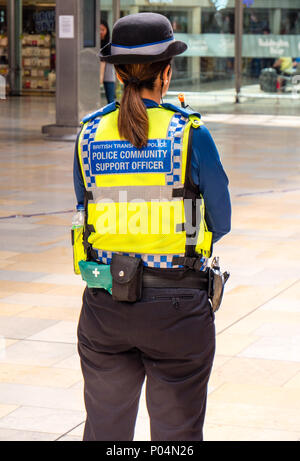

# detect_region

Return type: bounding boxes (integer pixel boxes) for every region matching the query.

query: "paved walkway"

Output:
[0,96,299,441]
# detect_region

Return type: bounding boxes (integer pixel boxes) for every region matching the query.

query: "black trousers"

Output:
[77,286,216,441]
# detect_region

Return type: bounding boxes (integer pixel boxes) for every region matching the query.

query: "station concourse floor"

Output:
[0,95,299,441]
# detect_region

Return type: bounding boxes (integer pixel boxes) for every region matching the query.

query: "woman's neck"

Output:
[140,87,161,104]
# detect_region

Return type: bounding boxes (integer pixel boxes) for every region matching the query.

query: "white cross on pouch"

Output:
[93,268,100,278]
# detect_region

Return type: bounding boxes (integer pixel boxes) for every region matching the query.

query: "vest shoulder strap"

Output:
[160,102,203,128]
[81,101,118,125]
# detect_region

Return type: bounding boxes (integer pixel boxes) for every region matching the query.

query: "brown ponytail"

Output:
[115,60,171,148]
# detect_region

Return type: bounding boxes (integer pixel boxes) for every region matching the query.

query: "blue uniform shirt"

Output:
[73,99,231,243]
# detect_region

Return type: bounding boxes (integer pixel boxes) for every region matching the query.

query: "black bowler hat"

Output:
[100,12,187,64]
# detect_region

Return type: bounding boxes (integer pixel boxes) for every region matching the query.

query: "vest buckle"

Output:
[172,255,205,271]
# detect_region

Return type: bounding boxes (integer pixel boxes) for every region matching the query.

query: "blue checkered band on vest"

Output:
[165,113,186,186]
[81,116,102,188]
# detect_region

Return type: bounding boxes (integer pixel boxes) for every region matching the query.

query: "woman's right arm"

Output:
[73,131,85,207]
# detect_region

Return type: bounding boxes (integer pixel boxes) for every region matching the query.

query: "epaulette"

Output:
[160,102,200,119]
[160,103,203,128]
[81,101,118,125]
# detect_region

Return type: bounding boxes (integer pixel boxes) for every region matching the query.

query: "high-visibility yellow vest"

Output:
[77,103,212,269]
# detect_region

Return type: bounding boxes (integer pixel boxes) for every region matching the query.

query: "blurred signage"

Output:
[33,11,55,33]
[148,0,174,3]
[59,15,74,39]
[210,0,229,11]
[256,37,290,56]
[243,0,254,7]
[211,0,254,10]
[175,33,300,58]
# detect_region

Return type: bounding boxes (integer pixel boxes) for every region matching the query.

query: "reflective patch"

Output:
[89,139,172,175]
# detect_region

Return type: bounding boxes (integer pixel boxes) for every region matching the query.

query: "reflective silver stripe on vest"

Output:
[92,187,177,203]
[111,37,175,56]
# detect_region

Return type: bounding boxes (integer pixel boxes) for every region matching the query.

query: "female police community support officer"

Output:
[73,13,231,441]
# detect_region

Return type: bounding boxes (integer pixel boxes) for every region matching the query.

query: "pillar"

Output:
[270,8,281,34]
[188,6,201,86]
[7,0,22,95]
[42,0,100,139]
[112,0,121,24]
[234,0,243,103]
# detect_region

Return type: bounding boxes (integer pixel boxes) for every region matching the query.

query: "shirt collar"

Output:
[142,98,159,108]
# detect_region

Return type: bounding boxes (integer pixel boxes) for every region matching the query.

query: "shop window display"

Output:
[0,6,8,83]
[281,10,300,35]
[242,6,300,96]
[200,8,235,88]
[3,0,299,101]
[22,7,56,93]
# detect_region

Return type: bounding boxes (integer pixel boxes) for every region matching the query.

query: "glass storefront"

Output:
[100,0,300,107]
[2,0,300,106]
[0,0,56,94]
[101,1,236,93]
[241,3,300,96]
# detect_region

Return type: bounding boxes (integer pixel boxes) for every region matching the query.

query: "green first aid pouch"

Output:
[78,260,112,293]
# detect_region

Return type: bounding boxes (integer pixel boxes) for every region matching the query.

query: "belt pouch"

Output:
[78,260,112,293]
[110,254,143,302]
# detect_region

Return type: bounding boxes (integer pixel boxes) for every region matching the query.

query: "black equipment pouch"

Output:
[110,254,143,302]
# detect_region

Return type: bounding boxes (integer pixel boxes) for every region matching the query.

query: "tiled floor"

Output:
[0,95,299,441]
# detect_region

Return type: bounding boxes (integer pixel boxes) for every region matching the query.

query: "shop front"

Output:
[101,0,300,100]
[0,0,56,94]
[1,0,300,101]
[22,3,56,92]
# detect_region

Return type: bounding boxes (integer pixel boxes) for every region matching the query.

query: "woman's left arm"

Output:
[191,125,231,243]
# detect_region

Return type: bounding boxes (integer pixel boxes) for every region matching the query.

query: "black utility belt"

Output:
[86,254,229,313]
[143,270,208,290]
[109,254,208,303]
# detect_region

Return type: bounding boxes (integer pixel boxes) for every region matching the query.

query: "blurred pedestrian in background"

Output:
[100,20,116,103]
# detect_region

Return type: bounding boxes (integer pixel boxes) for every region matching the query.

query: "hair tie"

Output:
[127,77,140,86]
